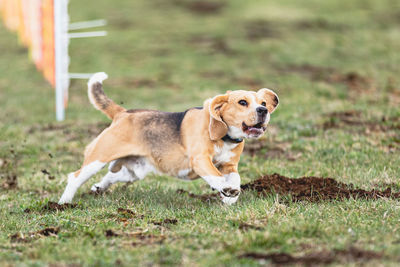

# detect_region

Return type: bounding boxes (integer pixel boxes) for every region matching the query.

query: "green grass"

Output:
[1,0,400,266]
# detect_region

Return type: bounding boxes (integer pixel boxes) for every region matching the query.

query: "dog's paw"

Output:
[90,184,106,193]
[220,187,240,205]
[221,187,240,198]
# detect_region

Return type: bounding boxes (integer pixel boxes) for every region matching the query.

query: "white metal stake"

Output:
[54,0,64,121]
[69,19,107,30]
[68,31,107,38]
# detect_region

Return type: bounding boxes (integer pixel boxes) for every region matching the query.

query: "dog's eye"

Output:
[238,100,248,106]
[261,102,266,107]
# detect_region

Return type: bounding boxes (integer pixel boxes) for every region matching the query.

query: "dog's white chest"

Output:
[213,142,238,165]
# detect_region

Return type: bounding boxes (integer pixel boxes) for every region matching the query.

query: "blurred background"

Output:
[1,0,399,123]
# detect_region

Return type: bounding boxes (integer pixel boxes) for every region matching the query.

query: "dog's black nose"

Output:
[256,106,268,116]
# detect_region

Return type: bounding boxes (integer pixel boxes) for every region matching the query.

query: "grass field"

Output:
[1,0,400,266]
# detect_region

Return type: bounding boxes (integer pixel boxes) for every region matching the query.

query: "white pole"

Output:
[54,0,64,121]
[68,31,107,38]
[69,19,107,30]
[69,73,94,79]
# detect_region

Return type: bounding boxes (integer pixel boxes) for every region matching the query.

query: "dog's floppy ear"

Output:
[257,88,279,113]
[208,94,229,141]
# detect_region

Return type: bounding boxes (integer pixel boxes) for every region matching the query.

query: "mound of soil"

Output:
[240,246,382,265]
[42,201,77,211]
[178,173,400,203]
[241,173,400,202]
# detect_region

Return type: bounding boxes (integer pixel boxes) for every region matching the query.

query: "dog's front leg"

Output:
[192,156,240,205]
[219,164,241,205]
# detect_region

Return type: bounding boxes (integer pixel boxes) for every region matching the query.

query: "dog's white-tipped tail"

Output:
[87,72,125,120]
[88,72,108,88]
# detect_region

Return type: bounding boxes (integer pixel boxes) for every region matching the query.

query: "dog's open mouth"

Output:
[242,122,266,136]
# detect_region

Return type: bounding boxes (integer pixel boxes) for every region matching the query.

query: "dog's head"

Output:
[207,88,279,140]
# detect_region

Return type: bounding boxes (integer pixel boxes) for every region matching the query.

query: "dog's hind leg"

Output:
[59,161,106,204]
[58,126,140,204]
[90,160,138,193]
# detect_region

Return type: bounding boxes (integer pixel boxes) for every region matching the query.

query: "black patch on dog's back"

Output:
[141,107,201,148]
[166,111,188,133]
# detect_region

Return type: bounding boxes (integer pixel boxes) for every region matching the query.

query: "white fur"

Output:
[59,160,106,204]
[130,157,159,179]
[202,172,241,205]
[87,72,108,109]
[220,172,241,205]
[227,125,245,139]
[213,142,238,164]
[88,72,108,87]
[91,165,137,192]
[178,169,191,179]
[202,175,226,191]
[90,157,158,193]
[249,94,258,110]
[224,172,241,189]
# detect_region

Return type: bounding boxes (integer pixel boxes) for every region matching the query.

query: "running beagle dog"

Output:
[59,72,279,205]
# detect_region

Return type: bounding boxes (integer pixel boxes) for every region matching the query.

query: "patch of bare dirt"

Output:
[131,232,165,246]
[116,207,144,224]
[0,150,19,190]
[117,207,136,217]
[239,246,382,265]
[295,18,348,31]
[321,111,400,152]
[104,229,165,246]
[179,0,226,15]
[151,218,178,226]
[244,140,302,161]
[241,173,400,202]
[235,77,264,89]
[245,19,280,40]
[39,201,77,212]
[27,122,110,141]
[176,189,219,202]
[199,70,227,78]
[105,229,119,237]
[238,222,263,231]
[322,110,400,132]
[328,72,373,91]
[279,64,374,92]
[109,16,134,30]
[188,35,234,54]
[10,227,59,243]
